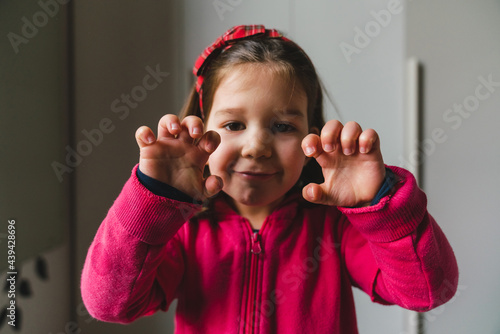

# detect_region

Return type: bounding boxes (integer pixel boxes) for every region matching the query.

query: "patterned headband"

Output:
[192,24,289,117]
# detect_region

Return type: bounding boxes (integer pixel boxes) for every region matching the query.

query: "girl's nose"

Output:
[241,128,273,159]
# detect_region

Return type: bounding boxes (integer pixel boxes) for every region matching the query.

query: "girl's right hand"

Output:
[135,114,223,200]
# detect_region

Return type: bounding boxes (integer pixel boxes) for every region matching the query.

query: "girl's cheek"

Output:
[281,138,304,153]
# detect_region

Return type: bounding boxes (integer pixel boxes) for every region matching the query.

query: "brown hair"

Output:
[181,36,325,194]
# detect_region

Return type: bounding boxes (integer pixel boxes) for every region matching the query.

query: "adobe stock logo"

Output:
[213,0,244,21]
[399,73,499,172]
[339,0,403,64]
[51,64,170,182]
[7,0,71,54]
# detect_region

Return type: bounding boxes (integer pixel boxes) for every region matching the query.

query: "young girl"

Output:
[81,25,458,333]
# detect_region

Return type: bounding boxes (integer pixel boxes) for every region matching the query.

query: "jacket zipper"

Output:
[245,231,262,334]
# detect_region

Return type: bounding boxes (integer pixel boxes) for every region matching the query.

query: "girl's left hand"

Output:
[301,120,386,207]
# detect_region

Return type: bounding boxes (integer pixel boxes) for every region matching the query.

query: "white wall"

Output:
[406,1,500,333]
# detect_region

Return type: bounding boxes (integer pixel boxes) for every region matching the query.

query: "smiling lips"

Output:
[234,170,278,181]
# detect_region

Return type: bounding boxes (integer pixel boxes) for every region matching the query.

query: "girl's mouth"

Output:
[234,171,278,181]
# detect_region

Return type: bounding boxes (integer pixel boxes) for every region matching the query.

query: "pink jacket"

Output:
[81,165,458,333]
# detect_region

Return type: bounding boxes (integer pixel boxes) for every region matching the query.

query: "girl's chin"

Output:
[228,192,285,209]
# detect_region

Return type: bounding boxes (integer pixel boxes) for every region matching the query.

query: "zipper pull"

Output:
[251,232,262,254]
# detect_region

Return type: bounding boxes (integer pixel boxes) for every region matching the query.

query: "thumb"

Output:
[302,183,331,205]
[203,175,223,198]
[197,130,221,155]
[135,126,156,148]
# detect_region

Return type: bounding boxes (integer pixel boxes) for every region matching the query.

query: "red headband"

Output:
[193,24,289,117]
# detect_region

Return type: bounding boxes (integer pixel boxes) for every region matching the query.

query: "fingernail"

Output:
[359,146,367,154]
[305,146,315,156]
[343,148,352,155]
[207,141,217,153]
[171,123,179,130]
[146,135,155,144]
[192,127,201,135]
[324,144,333,152]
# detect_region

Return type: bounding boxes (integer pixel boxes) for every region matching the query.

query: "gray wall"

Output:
[1,0,71,333]
[407,1,500,333]
[73,1,182,333]
[0,0,68,271]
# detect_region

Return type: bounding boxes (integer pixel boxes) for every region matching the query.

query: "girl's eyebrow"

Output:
[273,109,305,118]
[212,108,242,117]
[212,108,305,118]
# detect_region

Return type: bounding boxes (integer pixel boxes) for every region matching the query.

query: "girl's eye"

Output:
[224,122,245,131]
[273,123,295,133]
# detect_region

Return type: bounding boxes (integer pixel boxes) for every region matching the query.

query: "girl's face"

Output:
[205,64,312,215]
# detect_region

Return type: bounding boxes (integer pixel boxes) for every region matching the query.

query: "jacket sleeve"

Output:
[80,164,201,323]
[337,166,459,311]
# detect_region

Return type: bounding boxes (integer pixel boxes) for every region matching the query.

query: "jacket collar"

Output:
[212,191,303,225]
